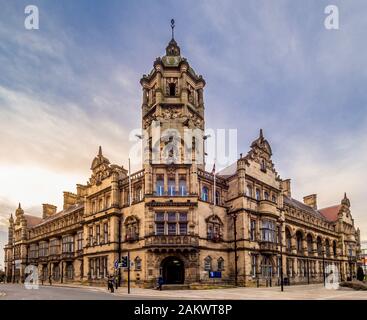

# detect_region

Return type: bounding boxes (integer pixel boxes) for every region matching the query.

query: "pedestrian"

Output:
[157,276,164,291]
[115,274,119,290]
[107,275,114,293]
[40,274,44,286]
[49,274,52,286]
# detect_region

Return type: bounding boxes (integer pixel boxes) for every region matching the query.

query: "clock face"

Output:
[165,56,180,66]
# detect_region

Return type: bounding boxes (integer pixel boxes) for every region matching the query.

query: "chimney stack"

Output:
[42,204,57,219]
[63,192,78,210]
[281,179,291,197]
[303,194,317,210]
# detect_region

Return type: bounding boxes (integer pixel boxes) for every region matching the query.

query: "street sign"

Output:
[114,260,119,269]
[209,271,222,278]
[121,256,128,268]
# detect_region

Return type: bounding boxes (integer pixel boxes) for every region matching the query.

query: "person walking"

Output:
[48,274,52,286]
[107,275,114,293]
[115,274,119,290]
[157,276,164,291]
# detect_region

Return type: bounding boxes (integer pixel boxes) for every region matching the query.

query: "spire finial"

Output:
[260,128,264,138]
[98,146,102,157]
[18,202,21,209]
[344,192,347,199]
[171,19,175,40]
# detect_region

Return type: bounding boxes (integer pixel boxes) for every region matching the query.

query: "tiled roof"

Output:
[284,196,327,220]
[30,203,84,228]
[318,205,342,222]
[217,162,237,178]
[23,214,43,227]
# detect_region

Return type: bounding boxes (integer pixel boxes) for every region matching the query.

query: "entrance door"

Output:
[161,257,185,284]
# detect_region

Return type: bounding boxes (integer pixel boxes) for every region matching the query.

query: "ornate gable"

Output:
[88,146,127,186]
[245,129,278,176]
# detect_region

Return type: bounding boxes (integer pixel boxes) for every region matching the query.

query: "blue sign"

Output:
[114,260,119,269]
[209,271,222,278]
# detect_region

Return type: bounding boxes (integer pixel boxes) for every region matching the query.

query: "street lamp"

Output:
[322,249,326,286]
[278,216,285,292]
[229,210,238,287]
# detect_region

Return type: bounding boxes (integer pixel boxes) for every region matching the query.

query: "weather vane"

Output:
[171,19,175,39]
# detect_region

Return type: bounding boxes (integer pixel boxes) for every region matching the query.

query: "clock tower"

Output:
[140,20,206,195]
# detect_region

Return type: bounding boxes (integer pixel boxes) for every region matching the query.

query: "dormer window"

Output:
[169,83,176,96]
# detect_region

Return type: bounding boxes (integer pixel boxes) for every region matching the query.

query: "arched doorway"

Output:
[161,257,185,284]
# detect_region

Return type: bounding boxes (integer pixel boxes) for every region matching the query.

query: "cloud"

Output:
[0,0,366,244]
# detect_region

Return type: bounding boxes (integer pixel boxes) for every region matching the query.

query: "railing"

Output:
[61,252,74,260]
[145,235,199,247]
[48,254,61,261]
[125,234,139,243]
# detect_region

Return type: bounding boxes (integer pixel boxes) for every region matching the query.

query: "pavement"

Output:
[1,283,367,300]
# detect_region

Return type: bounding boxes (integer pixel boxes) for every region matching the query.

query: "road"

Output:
[0,283,163,300]
[1,283,367,300]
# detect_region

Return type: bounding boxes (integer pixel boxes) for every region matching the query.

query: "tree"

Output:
[357,266,365,282]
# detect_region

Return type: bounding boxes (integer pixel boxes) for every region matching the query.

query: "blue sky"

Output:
[0,0,367,265]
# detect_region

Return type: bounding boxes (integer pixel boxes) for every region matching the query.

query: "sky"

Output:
[0,0,367,265]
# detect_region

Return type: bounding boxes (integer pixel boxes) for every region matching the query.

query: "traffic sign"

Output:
[114,260,119,269]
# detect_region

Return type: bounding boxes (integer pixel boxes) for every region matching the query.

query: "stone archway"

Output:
[161,256,185,284]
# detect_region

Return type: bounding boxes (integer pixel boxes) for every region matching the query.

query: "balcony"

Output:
[48,254,61,262]
[145,235,199,249]
[259,241,279,254]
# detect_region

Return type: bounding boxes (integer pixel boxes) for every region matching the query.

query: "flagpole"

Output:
[213,159,216,207]
[128,158,132,206]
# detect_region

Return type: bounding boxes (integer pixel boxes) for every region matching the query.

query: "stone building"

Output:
[3,28,361,288]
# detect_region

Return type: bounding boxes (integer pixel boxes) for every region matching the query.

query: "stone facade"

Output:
[3,32,361,288]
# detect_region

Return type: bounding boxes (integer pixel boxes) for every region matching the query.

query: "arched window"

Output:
[201,186,209,202]
[206,215,223,241]
[134,256,142,271]
[179,176,187,196]
[135,186,143,202]
[296,231,303,253]
[215,191,220,205]
[204,256,212,271]
[264,191,270,200]
[168,177,175,196]
[217,257,224,271]
[169,83,176,96]
[66,263,74,279]
[246,185,253,197]
[333,240,337,256]
[255,188,261,200]
[325,239,330,257]
[285,228,292,252]
[261,219,276,243]
[261,256,273,277]
[317,237,323,256]
[125,216,139,242]
[156,175,164,196]
[307,234,313,254]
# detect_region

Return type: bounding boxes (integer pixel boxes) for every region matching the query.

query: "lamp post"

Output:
[229,211,238,287]
[322,249,326,286]
[278,216,285,292]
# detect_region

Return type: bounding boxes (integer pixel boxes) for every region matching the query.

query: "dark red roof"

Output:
[318,205,342,222]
